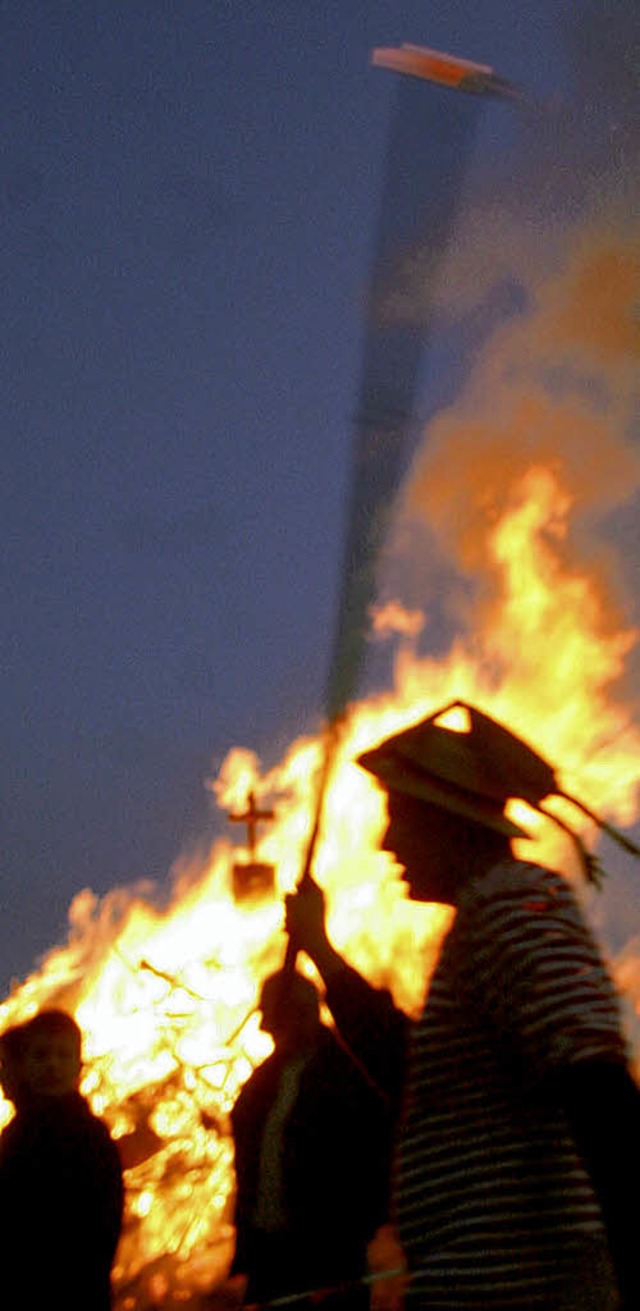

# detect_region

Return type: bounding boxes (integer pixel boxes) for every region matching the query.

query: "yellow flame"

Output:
[1,232,640,1307]
[433,704,471,733]
[3,447,639,1308]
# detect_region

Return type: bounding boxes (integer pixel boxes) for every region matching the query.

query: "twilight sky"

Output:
[2,0,639,993]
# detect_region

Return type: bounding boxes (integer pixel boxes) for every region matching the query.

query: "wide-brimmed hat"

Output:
[357,700,640,882]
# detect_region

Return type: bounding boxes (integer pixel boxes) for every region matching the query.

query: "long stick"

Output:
[285,55,503,965]
[282,716,343,968]
[243,1265,407,1311]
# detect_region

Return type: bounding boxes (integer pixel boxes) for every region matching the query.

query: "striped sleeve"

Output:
[458,861,627,1077]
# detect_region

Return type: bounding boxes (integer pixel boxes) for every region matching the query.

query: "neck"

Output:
[434,824,512,906]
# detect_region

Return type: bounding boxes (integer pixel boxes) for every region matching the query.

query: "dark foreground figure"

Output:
[287,701,640,1311]
[229,968,399,1309]
[0,1008,124,1311]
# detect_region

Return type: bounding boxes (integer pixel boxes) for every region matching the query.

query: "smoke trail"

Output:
[379,0,639,666]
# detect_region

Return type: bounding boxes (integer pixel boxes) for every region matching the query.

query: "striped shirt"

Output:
[396,859,626,1309]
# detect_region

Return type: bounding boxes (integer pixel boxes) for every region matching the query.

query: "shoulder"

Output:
[232,1053,280,1120]
[453,858,626,1065]
[452,855,608,990]
[312,1026,342,1062]
[0,1114,24,1163]
[57,1096,121,1166]
[458,858,592,947]
[463,858,570,908]
[306,1029,353,1087]
[66,1092,111,1131]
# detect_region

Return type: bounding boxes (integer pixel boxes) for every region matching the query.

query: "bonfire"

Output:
[1,231,639,1309]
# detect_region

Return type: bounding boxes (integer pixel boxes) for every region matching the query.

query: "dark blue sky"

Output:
[2,0,638,992]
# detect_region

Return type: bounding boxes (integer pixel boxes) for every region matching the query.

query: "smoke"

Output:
[387,224,640,672]
[422,0,639,327]
[370,0,638,661]
[361,0,640,852]
[368,5,640,965]
[383,0,639,651]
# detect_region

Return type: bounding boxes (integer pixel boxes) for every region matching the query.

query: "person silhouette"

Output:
[0,1008,124,1311]
[228,967,398,1309]
[286,702,640,1311]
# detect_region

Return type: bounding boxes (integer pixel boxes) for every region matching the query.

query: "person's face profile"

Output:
[20,1032,81,1097]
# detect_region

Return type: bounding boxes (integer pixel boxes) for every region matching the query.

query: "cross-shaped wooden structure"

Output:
[228,790,275,859]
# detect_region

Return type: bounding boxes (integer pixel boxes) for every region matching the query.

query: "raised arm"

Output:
[285,878,408,1109]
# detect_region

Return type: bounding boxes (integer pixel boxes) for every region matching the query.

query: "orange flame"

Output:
[1,230,639,1307]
